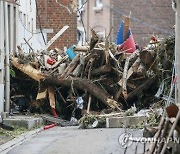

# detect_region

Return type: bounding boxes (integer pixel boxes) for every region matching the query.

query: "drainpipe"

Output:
[175,0,180,104]
[87,0,89,42]
[4,2,10,113]
[0,1,5,114]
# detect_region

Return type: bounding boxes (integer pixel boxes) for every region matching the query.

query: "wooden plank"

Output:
[74,46,90,52]
[36,84,47,100]
[122,57,141,98]
[36,90,47,100]
[41,26,69,51]
[11,57,45,81]
[61,54,80,78]
[123,16,130,41]
[48,86,56,109]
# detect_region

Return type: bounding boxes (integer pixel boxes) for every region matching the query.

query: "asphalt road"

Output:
[7,126,145,154]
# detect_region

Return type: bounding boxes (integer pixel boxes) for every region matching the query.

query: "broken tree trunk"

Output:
[140,49,156,66]
[87,59,93,114]
[48,86,56,109]
[11,57,45,81]
[61,54,80,78]
[127,76,156,100]
[118,50,140,86]
[92,65,112,76]
[122,57,141,98]
[36,82,47,100]
[45,77,122,110]
[74,46,90,52]
[90,29,99,50]
[137,63,146,75]
[104,38,110,64]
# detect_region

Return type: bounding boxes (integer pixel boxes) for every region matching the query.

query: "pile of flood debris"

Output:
[10,30,175,122]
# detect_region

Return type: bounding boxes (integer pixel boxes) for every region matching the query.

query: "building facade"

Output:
[36,0,77,50]
[77,0,112,45]
[0,0,78,113]
[78,0,175,46]
[0,0,18,113]
[17,0,44,52]
[111,0,175,45]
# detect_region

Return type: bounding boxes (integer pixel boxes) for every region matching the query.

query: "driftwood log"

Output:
[127,76,156,100]
[45,77,122,110]
[12,57,121,110]
[92,65,112,76]
[140,48,156,66]
[11,57,45,81]
[61,54,80,78]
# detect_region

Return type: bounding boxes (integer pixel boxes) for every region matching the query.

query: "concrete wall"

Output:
[111,0,175,46]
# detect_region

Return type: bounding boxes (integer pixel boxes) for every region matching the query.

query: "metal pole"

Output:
[87,0,89,41]
[10,4,14,53]
[0,0,5,113]
[175,0,180,104]
[4,2,10,113]
[173,1,180,153]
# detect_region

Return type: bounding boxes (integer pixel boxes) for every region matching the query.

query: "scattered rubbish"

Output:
[92,120,99,128]
[41,114,78,127]
[76,97,84,110]
[43,123,56,130]
[146,104,180,154]
[10,18,175,135]
[79,114,106,129]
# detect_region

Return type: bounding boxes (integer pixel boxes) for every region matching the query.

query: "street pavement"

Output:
[7,126,145,154]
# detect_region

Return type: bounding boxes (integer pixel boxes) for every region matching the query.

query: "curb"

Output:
[0,127,43,154]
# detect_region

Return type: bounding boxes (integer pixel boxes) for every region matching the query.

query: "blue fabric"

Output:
[66,46,76,60]
[116,21,124,45]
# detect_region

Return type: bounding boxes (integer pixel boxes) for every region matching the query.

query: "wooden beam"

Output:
[11,57,45,81]
[123,16,130,41]
[48,86,56,109]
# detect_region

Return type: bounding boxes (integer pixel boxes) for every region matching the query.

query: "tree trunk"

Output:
[92,65,112,76]
[45,77,122,110]
[140,49,155,66]
[61,54,80,78]
[11,57,45,81]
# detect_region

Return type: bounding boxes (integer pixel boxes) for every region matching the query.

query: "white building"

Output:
[17,0,47,52]
[0,0,46,114]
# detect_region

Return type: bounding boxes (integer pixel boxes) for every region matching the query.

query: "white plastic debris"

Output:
[70,117,78,122]
[92,120,98,128]
[76,97,84,109]
[0,114,2,123]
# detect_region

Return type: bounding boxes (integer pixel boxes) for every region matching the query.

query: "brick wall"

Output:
[111,0,175,46]
[37,0,77,50]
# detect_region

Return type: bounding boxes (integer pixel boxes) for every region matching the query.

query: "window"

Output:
[93,0,103,12]
[95,0,103,7]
